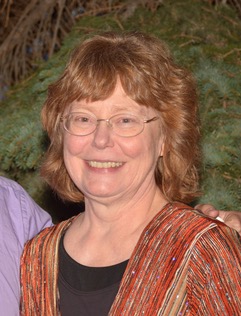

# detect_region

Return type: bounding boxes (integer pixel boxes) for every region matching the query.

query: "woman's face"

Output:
[63,82,164,202]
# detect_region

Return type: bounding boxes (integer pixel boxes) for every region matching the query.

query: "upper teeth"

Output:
[88,161,123,168]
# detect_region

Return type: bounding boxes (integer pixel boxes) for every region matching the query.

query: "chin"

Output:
[84,186,118,198]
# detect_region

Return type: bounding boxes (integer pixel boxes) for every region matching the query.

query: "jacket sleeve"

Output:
[20,220,71,316]
[187,224,241,315]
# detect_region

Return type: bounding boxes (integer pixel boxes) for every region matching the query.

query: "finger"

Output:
[195,204,219,217]
[220,212,241,236]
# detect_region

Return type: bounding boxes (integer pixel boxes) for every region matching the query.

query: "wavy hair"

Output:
[41,31,201,203]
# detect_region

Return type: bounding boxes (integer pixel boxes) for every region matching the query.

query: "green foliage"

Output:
[0,0,240,212]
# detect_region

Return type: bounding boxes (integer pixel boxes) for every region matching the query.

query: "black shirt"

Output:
[58,235,128,316]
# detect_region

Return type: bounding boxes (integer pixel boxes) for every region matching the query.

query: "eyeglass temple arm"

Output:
[144,116,159,123]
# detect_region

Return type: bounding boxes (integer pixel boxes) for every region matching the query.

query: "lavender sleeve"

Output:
[0,176,53,315]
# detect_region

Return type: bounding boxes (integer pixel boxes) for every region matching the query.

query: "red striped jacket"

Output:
[20,203,241,315]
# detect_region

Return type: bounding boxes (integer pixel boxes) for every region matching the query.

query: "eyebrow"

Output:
[70,100,151,117]
[112,105,149,118]
[71,103,148,116]
[111,104,144,112]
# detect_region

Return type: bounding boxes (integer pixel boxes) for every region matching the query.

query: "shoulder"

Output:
[162,202,219,233]
[22,218,74,266]
[0,175,27,194]
[169,203,241,267]
[24,218,73,250]
[168,205,241,276]
[174,202,240,237]
[192,222,241,259]
[172,202,223,227]
[159,202,240,248]
[0,176,52,245]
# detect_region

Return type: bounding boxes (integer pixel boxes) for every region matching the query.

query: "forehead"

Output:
[69,82,157,117]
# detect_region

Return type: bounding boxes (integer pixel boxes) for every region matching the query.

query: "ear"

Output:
[159,141,165,157]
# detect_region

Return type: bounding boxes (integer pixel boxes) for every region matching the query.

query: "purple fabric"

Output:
[0,176,52,315]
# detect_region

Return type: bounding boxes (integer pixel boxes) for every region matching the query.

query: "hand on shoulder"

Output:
[195,204,241,236]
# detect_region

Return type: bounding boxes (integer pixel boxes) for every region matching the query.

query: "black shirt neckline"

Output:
[59,234,129,292]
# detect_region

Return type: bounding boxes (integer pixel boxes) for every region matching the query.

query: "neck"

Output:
[64,183,168,267]
[84,184,166,230]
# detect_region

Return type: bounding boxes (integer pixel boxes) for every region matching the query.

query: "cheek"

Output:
[63,134,86,157]
[121,137,159,163]
[63,137,85,182]
[63,136,87,178]
[119,140,143,159]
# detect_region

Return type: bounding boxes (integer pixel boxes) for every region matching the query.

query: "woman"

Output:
[20,31,241,315]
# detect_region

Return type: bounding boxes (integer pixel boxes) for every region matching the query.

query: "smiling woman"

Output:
[41,31,200,204]
[62,82,163,201]
[20,31,241,316]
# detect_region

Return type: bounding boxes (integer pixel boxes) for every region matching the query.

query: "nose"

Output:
[92,120,114,149]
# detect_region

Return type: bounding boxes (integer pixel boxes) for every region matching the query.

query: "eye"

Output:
[122,118,133,124]
[114,115,139,126]
[72,113,94,125]
[74,115,88,122]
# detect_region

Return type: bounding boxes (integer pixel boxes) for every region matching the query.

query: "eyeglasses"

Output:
[61,112,159,137]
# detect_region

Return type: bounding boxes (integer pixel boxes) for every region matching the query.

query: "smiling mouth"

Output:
[88,161,123,168]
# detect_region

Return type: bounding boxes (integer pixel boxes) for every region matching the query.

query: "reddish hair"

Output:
[41,31,200,203]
